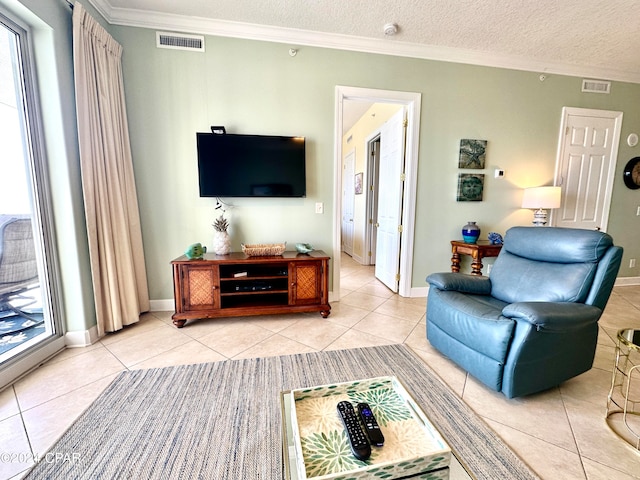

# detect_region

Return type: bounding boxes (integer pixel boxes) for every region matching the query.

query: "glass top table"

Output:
[619,329,640,350]
[606,328,640,451]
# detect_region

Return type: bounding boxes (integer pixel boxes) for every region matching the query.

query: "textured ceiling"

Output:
[92,0,640,83]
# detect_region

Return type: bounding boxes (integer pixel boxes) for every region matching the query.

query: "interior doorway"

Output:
[333,86,421,300]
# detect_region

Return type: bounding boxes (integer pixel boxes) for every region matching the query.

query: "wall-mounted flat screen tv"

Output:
[197,133,306,197]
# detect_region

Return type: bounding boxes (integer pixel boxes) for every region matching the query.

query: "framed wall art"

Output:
[457,173,484,201]
[355,172,363,195]
[458,139,487,169]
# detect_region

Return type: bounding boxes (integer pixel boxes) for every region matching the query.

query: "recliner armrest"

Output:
[502,302,602,331]
[426,272,492,295]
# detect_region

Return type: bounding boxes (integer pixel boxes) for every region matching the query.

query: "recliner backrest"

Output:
[490,227,615,305]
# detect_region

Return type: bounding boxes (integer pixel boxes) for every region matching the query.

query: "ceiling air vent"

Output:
[581,79,611,94]
[156,32,205,52]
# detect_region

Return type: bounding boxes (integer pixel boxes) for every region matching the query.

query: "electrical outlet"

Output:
[630,258,636,268]
[315,202,324,214]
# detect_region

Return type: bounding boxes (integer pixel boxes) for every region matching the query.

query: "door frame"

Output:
[0,8,66,389]
[365,135,381,266]
[553,107,623,231]
[333,86,421,299]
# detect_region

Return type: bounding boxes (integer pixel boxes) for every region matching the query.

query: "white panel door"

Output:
[374,108,406,292]
[554,108,622,231]
[341,149,355,255]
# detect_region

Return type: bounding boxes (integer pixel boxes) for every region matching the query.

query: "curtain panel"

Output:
[72,3,149,336]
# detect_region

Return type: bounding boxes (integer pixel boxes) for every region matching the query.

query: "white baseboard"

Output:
[65,325,99,347]
[150,298,175,312]
[409,286,429,298]
[351,253,366,265]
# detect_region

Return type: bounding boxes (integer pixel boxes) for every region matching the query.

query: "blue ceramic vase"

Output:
[462,221,481,244]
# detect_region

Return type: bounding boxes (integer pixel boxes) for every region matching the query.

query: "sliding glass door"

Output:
[0,11,64,384]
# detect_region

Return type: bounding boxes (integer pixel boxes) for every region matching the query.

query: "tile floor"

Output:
[1,254,639,479]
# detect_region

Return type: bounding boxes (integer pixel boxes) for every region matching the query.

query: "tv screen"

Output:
[197,133,306,197]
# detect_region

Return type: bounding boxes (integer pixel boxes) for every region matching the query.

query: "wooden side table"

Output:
[451,240,502,276]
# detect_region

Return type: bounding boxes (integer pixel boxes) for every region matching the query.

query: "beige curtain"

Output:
[72,3,150,336]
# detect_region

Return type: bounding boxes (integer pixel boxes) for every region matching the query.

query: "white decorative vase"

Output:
[213,231,231,255]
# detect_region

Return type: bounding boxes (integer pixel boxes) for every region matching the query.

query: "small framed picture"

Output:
[355,172,363,195]
[459,139,487,169]
[457,173,484,202]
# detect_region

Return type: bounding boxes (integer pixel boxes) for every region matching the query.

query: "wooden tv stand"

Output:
[171,250,330,328]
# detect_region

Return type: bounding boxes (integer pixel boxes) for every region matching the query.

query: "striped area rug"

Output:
[24,344,539,479]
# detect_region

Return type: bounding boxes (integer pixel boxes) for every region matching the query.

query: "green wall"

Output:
[111,26,640,300]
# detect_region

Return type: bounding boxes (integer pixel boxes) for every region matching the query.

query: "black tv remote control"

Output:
[357,403,385,446]
[336,401,371,461]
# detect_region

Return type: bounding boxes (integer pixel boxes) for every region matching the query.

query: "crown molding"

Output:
[88,0,640,84]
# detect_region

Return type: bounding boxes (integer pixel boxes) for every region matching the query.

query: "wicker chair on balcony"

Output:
[0,215,40,321]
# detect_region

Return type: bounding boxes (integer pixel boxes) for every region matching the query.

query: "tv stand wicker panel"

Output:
[171,250,330,328]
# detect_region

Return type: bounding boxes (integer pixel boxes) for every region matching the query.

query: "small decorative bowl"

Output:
[295,243,313,254]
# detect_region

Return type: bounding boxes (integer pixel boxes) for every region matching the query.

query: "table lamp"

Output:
[521,186,561,226]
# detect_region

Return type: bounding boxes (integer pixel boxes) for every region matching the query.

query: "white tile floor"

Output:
[1,253,639,479]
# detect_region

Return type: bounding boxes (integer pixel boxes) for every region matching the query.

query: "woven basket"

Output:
[241,242,286,256]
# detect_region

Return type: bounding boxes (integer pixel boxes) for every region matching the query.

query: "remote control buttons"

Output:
[336,401,371,460]
[357,402,385,446]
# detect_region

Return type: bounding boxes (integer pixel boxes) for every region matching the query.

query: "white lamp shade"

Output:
[522,186,561,209]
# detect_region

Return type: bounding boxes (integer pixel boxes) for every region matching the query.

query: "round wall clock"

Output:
[623,157,640,190]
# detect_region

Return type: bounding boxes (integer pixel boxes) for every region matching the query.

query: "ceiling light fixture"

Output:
[383,23,398,36]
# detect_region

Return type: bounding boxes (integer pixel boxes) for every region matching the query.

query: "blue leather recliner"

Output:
[426,226,623,398]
